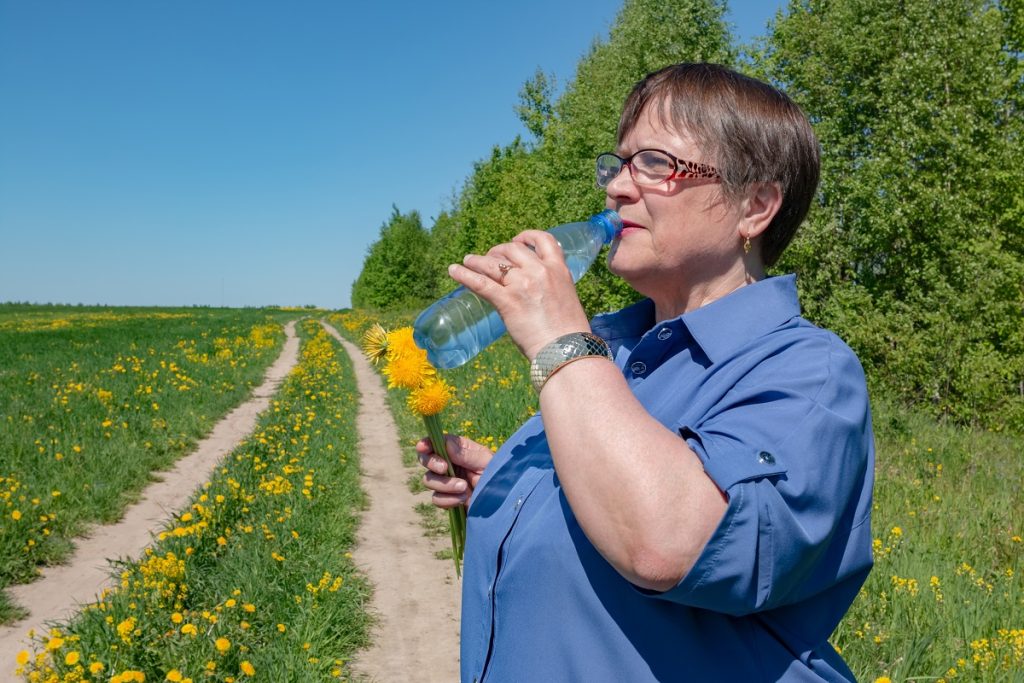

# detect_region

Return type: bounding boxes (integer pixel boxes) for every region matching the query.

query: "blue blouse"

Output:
[460,274,875,682]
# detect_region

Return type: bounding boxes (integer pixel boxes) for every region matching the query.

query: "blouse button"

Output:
[513,496,523,511]
[758,451,776,465]
[630,361,647,375]
[657,327,673,341]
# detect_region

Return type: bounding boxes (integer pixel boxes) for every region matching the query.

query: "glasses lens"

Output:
[595,154,622,188]
[631,150,675,185]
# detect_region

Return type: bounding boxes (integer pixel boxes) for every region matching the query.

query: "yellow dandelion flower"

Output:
[16,650,29,665]
[240,661,255,677]
[242,603,255,613]
[215,637,231,653]
[361,323,390,364]
[10,510,20,521]
[116,617,135,640]
[46,636,64,651]
[873,678,892,683]
[65,650,80,665]
[181,624,198,636]
[383,349,434,389]
[166,671,183,682]
[385,326,418,361]
[171,612,183,624]
[277,623,287,633]
[89,661,105,674]
[408,378,454,416]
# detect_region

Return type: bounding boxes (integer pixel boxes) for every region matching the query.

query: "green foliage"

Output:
[516,68,557,140]
[762,0,1024,430]
[351,206,434,310]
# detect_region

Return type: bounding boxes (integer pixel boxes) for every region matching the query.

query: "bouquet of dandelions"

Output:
[362,323,466,577]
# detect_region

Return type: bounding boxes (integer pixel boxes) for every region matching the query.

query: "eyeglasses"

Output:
[595,149,720,188]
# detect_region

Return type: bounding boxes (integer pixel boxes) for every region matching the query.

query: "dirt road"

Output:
[321,322,461,683]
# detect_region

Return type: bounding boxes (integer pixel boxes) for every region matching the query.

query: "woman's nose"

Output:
[604,163,640,202]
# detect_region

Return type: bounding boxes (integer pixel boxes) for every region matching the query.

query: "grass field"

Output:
[0,305,296,624]
[332,310,1024,683]
[14,318,371,682]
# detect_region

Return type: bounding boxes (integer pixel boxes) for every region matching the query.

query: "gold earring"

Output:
[743,236,752,254]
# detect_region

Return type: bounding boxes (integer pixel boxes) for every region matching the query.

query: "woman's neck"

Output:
[651,262,764,321]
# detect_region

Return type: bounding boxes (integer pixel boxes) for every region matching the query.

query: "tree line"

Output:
[352,0,1024,431]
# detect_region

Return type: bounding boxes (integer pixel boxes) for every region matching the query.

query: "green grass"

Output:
[15,319,371,682]
[333,309,1024,683]
[0,305,298,624]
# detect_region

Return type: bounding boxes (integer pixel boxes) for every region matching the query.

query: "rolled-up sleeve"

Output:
[652,335,874,617]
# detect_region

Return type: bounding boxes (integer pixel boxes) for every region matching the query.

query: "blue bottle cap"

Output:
[590,210,622,244]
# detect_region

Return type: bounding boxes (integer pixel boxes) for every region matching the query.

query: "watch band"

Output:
[529,332,614,393]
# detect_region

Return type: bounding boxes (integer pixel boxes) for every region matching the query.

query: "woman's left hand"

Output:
[447,230,592,361]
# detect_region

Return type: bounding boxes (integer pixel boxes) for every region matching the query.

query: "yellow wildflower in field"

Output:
[385,327,418,360]
[873,678,892,683]
[166,670,183,681]
[215,637,231,653]
[16,650,29,665]
[240,661,255,677]
[89,661,105,674]
[11,510,21,520]
[408,378,455,417]
[181,623,198,636]
[383,347,434,390]
[117,617,136,642]
[45,636,64,651]
[171,612,183,624]
[65,650,80,665]
[360,323,390,364]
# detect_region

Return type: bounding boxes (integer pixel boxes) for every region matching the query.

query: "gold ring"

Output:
[498,263,514,282]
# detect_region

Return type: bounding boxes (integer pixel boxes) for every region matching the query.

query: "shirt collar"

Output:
[682,274,802,363]
[591,274,802,364]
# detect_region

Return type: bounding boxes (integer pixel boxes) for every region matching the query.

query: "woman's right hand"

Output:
[416,434,493,509]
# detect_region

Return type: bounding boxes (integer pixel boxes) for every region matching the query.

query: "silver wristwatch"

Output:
[529,332,614,393]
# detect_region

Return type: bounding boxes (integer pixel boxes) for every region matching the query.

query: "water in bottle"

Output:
[413,210,622,369]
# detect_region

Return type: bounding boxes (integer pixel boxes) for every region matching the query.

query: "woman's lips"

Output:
[617,220,645,236]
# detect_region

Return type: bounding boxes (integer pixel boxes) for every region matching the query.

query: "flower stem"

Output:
[423,414,466,578]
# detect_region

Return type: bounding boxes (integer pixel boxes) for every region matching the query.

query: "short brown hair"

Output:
[618,63,820,267]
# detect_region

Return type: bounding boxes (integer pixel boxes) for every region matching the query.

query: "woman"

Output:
[418,63,874,682]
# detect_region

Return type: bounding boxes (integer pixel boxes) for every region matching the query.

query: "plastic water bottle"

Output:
[413,210,622,369]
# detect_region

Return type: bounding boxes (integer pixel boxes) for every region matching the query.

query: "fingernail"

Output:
[455,480,467,492]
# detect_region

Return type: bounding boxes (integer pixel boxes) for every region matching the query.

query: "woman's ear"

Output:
[740,182,783,240]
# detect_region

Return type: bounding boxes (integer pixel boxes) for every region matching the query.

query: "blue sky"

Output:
[0,1,783,309]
